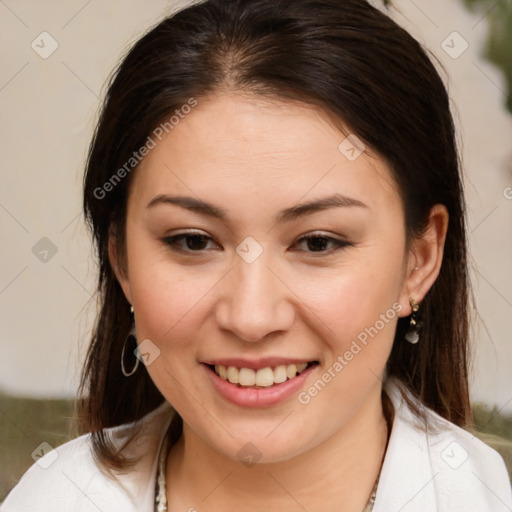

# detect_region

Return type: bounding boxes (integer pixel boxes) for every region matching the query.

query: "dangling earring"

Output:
[121,305,140,376]
[405,298,420,344]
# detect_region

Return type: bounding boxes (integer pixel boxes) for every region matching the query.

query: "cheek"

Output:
[124,229,217,348]
[295,261,403,427]
[305,254,404,346]
[127,256,217,408]
[131,264,216,345]
[129,237,405,350]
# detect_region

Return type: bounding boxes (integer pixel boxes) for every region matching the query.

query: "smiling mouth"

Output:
[208,362,319,388]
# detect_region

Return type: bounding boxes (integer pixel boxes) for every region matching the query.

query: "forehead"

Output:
[130,93,400,214]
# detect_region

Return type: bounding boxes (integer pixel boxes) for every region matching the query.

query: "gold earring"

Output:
[405,298,420,344]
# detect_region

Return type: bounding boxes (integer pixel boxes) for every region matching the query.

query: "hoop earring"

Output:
[121,305,140,377]
[405,298,420,344]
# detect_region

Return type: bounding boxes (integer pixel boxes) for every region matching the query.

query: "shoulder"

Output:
[1,401,174,512]
[377,377,512,512]
[1,433,124,512]
[423,403,511,506]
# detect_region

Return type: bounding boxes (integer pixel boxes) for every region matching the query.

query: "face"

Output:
[113,92,414,463]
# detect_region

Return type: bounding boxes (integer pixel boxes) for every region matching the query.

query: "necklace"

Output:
[153,431,380,512]
[155,430,169,512]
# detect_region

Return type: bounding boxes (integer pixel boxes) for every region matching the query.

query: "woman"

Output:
[2,0,511,510]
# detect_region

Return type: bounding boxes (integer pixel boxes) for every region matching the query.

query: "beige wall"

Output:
[1,0,511,410]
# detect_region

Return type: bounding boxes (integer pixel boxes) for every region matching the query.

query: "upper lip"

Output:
[202,357,316,370]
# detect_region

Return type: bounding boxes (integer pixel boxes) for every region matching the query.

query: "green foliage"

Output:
[472,402,512,440]
[463,0,512,112]
[0,394,76,502]
[470,402,512,483]
[1,395,511,501]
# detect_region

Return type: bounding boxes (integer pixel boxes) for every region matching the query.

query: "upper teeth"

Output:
[214,363,308,387]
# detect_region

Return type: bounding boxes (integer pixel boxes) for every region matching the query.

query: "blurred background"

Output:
[1,0,511,501]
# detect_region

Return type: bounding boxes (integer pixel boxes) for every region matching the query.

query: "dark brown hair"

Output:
[80,0,471,470]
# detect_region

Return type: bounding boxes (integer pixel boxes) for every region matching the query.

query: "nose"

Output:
[215,251,295,343]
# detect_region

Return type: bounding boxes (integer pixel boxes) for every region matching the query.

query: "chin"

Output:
[197,422,319,466]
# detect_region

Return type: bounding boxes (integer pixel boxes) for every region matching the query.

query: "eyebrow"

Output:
[146,193,368,223]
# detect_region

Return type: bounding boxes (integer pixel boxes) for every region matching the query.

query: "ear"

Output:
[398,204,449,316]
[108,231,133,306]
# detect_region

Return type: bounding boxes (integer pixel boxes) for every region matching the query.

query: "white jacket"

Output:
[2,377,511,511]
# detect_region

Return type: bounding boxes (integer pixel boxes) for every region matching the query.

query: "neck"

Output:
[166,385,391,512]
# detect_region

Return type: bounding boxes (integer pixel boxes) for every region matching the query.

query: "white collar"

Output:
[109,378,511,511]
[374,377,512,511]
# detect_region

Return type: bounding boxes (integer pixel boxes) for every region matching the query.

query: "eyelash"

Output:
[161,231,353,256]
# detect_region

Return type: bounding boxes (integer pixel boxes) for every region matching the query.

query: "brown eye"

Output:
[162,232,219,254]
[292,234,352,255]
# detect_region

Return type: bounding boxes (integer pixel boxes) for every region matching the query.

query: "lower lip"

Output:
[202,363,317,408]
